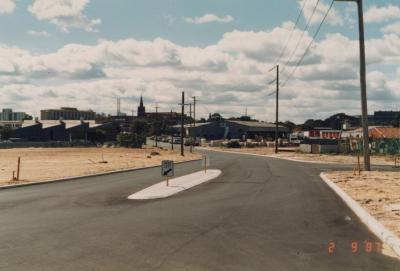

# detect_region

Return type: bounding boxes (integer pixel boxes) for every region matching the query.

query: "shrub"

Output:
[117,132,146,148]
[227,141,241,148]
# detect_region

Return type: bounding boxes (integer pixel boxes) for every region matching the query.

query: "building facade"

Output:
[41,107,96,120]
[0,108,29,121]
[176,120,289,141]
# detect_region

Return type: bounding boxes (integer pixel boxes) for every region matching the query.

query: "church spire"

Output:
[137,95,146,117]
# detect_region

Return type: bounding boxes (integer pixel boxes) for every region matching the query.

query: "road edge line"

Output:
[0,158,202,190]
[320,172,400,258]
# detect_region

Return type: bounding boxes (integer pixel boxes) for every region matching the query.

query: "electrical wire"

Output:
[275,0,310,65]
[281,0,321,75]
[281,0,334,88]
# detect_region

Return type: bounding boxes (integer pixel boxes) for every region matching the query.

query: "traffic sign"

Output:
[161,160,174,177]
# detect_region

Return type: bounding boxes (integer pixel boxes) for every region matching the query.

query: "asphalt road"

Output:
[0,149,399,271]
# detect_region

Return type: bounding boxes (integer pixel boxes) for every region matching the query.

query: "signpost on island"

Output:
[161,160,174,186]
[202,155,210,173]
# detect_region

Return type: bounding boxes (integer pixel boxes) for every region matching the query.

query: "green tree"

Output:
[0,127,13,140]
[117,132,146,148]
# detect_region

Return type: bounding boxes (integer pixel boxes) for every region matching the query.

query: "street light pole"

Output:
[335,0,370,171]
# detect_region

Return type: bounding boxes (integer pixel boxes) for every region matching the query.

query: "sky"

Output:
[0,0,399,123]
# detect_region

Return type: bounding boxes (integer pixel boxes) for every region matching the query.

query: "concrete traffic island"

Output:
[128,169,222,200]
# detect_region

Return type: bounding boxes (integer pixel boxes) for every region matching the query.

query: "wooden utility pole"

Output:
[189,103,193,153]
[180,92,185,156]
[154,104,159,148]
[275,65,279,154]
[335,0,370,170]
[192,96,197,150]
[269,65,280,154]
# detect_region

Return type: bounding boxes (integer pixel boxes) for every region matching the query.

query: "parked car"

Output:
[172,137,181,144]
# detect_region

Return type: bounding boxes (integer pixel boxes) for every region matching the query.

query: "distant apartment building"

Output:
[0,108,31,129]
[41,107,96,121]
[0,108,29,121]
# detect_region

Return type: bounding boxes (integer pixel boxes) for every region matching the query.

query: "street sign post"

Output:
[202,155,210,173]
[161,160,174,186]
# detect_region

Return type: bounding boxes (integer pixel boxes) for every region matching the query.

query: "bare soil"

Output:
[0,147,201,186]
[325,171,400,258]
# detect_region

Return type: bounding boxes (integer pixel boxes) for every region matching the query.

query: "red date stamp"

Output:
[328,240,382,254]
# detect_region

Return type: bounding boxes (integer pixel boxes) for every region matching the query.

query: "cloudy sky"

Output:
[0,0,399,123]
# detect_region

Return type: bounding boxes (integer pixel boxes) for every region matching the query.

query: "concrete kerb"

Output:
[320,172,400,258]
[128,169,222,200]
[0,158,202,190]
[196,147,339,165]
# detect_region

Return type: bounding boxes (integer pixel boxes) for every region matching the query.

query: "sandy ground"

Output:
[208,147,397,166]
[325,171,400,258]
[0,147,201,186]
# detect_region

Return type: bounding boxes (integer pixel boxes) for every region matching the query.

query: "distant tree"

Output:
[208,113,223,122]
[282,121,297,132]
[131,120,149,135]
[117,132,146,148]
[0,127,13,140]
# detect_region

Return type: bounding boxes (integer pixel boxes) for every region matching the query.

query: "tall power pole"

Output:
[189,103,193,153]
[180,92,185,156]
[335,0,370,170]
[269,65,279,154]
[154,104,159,147]
[192,96,197,150]
[275,65,279,154]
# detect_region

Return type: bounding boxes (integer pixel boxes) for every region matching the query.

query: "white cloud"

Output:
[28,0,101,32]
[0,0,16,14]
[184,13,234,24]
[382,21,400,35]
[27,30,51,37]
[1,23,400,122]
[300,0,344,26]
[365,4,400,23]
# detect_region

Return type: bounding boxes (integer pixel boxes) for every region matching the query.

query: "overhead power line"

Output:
[281,0,334,87]
[275,0,310,65]
[281,0,321,75]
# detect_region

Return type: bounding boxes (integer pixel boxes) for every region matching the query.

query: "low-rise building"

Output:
[0,109,31,129]
[41,107,96,120]
[13,119,114,142]
[174,120,289,141]
[308,127,342,139]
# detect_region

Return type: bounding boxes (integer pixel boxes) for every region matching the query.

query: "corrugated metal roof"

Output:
[370,127,400,139]
[22,120,98,129]
[226,120,277,128]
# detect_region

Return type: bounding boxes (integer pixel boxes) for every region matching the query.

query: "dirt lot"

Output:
[0,147,201,186]
[208,146,397,166]
[325,171,400,258]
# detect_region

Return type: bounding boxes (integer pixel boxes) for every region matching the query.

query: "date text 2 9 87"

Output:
[328,240,382,254]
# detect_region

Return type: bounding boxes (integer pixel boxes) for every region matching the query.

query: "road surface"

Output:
[0,150,399,270]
